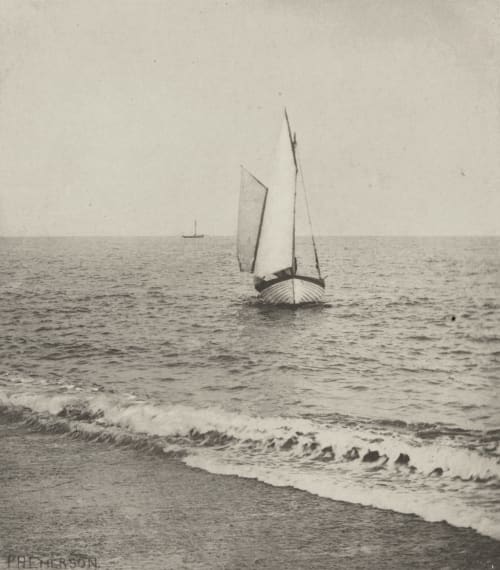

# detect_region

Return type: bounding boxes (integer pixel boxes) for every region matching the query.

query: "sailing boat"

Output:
[183,220,204,238]
[237,110,325,304]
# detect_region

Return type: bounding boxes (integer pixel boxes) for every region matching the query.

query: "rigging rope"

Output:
[296,152,322,279]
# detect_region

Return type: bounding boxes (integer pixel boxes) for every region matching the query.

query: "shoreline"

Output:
[1,420,499,569]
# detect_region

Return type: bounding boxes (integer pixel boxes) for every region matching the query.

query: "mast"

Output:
[284,109,298,275]
[194,220,197,236]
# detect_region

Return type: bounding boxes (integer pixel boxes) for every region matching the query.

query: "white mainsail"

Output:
[253,114,297,279]
[237,168,268,272]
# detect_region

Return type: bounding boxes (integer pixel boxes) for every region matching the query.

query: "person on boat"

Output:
[274,258,298,280]
[274,268,292,279]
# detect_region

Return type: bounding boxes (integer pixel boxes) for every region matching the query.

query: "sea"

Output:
[1,236,499,551]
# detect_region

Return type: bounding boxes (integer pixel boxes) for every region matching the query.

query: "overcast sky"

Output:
[1,0,499,236]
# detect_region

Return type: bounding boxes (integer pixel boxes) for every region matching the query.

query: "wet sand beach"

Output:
[1,420,499,570]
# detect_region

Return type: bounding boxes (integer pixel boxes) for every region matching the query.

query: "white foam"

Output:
[0,390,79,416]
[1,389,499,482]
[184,453,500,541]
[1,387,499,540]
[84,398,500,481]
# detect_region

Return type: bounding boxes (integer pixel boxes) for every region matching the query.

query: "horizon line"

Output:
[1,234,499,239]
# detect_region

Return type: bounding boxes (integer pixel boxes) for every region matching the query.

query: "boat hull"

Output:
[255,275,325,305]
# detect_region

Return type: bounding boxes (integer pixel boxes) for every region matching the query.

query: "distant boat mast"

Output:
[183,219,204,238]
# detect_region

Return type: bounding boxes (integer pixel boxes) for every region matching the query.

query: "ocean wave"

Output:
[1,385,499,540]
[184,453,500,541]
[0,389,498,483]
[467,334,500,344]
[78,293,135,301]
[386,297,429,307]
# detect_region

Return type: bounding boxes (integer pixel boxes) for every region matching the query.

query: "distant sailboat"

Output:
[237,110,325,305]
[183,220,204,238]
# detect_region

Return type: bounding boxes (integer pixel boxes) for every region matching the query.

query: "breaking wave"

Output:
[1,389,498,481]
[0,382,499,541]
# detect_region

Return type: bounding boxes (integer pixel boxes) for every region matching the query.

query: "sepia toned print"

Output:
[1,1,499,569]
